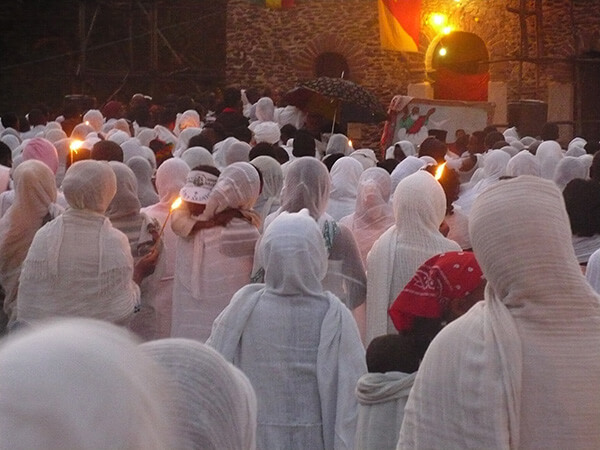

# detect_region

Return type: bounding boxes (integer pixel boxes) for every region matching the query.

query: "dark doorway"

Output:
[315,52,350,79]
[576,53,600,142]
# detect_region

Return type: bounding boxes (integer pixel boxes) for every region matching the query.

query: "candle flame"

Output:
[69,140,83,152]
[348,139,353,148]
[171,197,183,211]
[435,163,446,180]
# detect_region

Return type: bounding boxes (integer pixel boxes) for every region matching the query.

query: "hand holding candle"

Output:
[155,196,182,247]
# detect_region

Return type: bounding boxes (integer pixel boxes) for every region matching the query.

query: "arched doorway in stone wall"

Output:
[426,31,489,101]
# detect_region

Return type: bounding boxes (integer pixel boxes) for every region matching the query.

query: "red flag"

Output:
[378,0,422,52]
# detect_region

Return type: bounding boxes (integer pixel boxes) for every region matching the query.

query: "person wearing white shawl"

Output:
[82,109,104,133]
[325,133,353,157]
[106,161,162,340]
[172,162,260,342]
[252,121,281,146]
[208,210,366,450]
[366,170,461,345]
[553,155,589,191]
[224,140,251,166]
[399,175,600,449]
[350,148,378,170]
[250,155,283,232]
[355,335,419,450]
[0,318,174,449]
[506,149,541,177]
[563,178,600,265]
[339,167,395,266]
[174,109,201,136]
[126,155,159,207]
[172,126,203,157]
[0,161,62,329]
[141,158,189,338]
[16,160,142,326]
[326,156,364,221]
[257,157,367,317]
[390,155,425,193]
[212,136,239,170]
[248,97,275,132]
[181,146,215,169]
[455,149,511,216]
[567,136,587,156]
[536,139,564,179]
[141,338,257,450]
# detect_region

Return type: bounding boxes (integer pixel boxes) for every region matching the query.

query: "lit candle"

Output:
[155,196,182,245]
[348,139,353,148]
[69,140,83,166]
[435,162,446,180]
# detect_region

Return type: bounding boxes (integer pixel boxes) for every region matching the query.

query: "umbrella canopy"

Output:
[284,77,388,124]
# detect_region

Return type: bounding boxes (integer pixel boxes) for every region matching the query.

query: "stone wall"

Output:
[226,0,600,148]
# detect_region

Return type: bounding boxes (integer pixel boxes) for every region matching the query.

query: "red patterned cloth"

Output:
[389,251,483,331]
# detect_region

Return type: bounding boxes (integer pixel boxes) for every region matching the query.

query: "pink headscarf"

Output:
[22,137,59,174]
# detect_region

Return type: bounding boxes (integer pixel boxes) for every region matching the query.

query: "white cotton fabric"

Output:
[251,155,283,232]
[355,372,416,450]
[339,167,395,265]
[366,171,460,345]
[536,140,564,179]
[327,156,364,221]
[586,247,600,293]
[83,109,104,132]
[208,210,367,450]
[16,160,140,325]
[175,110,201,136]
[396,140,417,157]
[181,146,215,169]
[224,140,251,166]
[0,161,61,324]
[390,156,425,193]
[350,149,378,170]
[252,121,281,145]
[171,162,260,342]
[260,157,367,310]
[141,158,189,338]
[506,150,540,177]
[212,136,239,170]
[456,149,510,216]
[326,133,353,156]
[568,137,587,155]
[399,175,600,449]
[127,155,159,207]
[173,126,202,157]
[141,338,257,450]
[553,155,589,191]
[0,318,173,450]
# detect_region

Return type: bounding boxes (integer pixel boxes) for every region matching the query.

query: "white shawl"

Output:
[208,211,366,450]
[355,372,416,450]
[0,318,174,449]
[141,338,257,450]
[17,160,139,325]
[366,170,460,345]
[326,156,365,221]
[399,175,600,449]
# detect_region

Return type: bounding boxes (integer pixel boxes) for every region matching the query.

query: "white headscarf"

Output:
[208,210,366,450]
[0,318,173,449]
[127,156,159,207]
[175,109,201,136]
[326,156,364,221]
[553,155,588,191]
[506,149,541,177]
[173,126,202,157]
[366,170,461,344]
[536,140,564,179]
[83,109,104,132]
[0,161,60,323]
[390,155,424,193]
[224,140,251,166]
[350,148,378,170]
[400,175,600,449]
[181,146,215,169]
[141,338,257,450]
[339,167,394,265]
[326,133,352,156]
[251,155,283,231]
[17,160,140,325]
[254,97,275,122]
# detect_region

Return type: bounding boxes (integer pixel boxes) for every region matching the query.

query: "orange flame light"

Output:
[435,163,446,180]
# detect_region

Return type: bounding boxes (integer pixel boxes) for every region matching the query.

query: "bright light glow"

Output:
[439,47,447,56]
[348,139,353,148]
[69,140,83,152]
[431,13,446,26]
[442,26,453,35]
[435,163,446,180]
[85,121,90,126]
[171,197,183,211]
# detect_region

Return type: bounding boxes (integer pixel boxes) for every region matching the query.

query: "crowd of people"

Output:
[1,87,600,448]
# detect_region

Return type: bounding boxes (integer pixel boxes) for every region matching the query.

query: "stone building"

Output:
[226,0,600,146]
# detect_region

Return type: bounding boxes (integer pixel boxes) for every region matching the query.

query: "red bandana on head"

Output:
[389,251,484,332]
